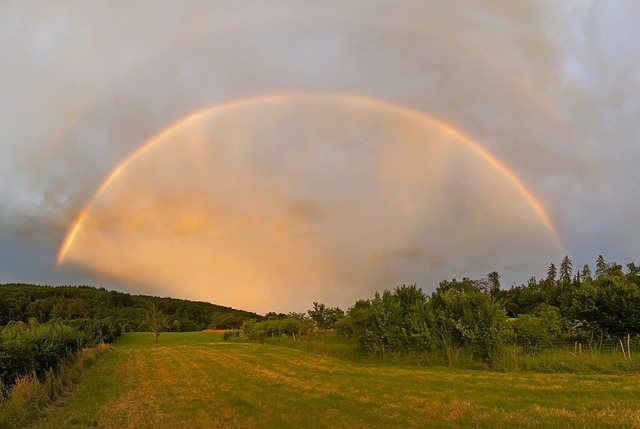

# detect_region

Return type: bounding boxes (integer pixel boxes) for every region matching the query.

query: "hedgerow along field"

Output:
[31,332,640,429]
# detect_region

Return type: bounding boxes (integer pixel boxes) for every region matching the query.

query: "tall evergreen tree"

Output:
[581,264,592,282]
[546,263,557,282]
[559,255,573,286]
[596,255,606,280]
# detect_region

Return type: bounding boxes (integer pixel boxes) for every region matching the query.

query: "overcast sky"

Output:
[1,0,639,313]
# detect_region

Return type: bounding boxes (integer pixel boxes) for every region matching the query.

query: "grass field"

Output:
[31,332,640,429]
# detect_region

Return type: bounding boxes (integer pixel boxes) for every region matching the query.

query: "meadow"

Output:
[30,332,640,429]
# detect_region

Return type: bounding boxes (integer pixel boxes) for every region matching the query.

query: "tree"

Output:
[596,255,606,280]
[431,279,507,366]
[511,304,563,354]
[559,255,573,287]
[568,276,640,338]
[476,272,501,295]
[146,303,167,342]
[308,302,344,331]
[337,286,433,356]
[546,263,557,282]
[308,302,328,329]
[605,262,624,278]
[488,271,501,295]
[573,272,582,287]
[581,264,592,282]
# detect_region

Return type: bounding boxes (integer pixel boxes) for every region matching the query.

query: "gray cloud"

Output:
[1,0,639,312]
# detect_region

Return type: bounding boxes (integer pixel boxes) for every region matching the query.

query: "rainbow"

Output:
[57,92,562,264]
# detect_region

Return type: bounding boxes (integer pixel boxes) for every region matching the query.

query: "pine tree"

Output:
[559,255,572,286]
[596,255,606,280]
[547,263,557,282]
[581,264,592,282]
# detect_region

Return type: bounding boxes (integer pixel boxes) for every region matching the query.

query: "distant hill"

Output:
[0,283,262,331]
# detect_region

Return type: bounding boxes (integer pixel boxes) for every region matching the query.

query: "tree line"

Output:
[236,255,640,367]
[0,284,261,332]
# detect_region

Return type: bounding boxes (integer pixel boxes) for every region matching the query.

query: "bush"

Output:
[510,304,563,353]
[0,319,121,389]
[0,343,111,429]
[240,317,303,341]
[222,330,241,341]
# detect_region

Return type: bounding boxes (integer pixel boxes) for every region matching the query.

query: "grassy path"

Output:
[32,332,640,428]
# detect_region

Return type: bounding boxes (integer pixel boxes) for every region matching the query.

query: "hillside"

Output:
[0,283,262,331]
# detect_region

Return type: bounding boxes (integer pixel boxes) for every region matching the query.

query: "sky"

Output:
[1,0,639,314]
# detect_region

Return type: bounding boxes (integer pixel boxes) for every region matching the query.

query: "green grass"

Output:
[498,347,640,374]
[31,332,640,428]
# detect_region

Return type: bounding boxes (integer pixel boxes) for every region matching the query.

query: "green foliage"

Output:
[510,304,563,353]
[595,255,606,280]
[0,319,117,389]
[0,343,110,429]
[146,304,167,342]
[559,255,572,286]
[65,318,122,344]
[241,317,306,341]
[221,330,241,341]
[503,256,640,342]
[0,283,261,332]
[307,302,345,330]
[431,280,507,366]
[336,282,506,366]
[209,311,251,329]
[569,276,640,337]
[337,286,434,356]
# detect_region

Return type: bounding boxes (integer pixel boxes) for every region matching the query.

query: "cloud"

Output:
[2,0,640,311]
[58,95,559,312]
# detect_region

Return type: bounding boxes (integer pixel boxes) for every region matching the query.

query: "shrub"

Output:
[222,330,241,341]
[0,319,120,389]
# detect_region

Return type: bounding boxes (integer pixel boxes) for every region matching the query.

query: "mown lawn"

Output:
[32,332,640,428]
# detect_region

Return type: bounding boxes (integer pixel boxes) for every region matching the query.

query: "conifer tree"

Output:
[596,255,606,280]
[559,255,573,286]
[581,264,592,282]
[546,263,557,282]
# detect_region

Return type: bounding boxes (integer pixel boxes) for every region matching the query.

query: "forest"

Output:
[0,283,261,331]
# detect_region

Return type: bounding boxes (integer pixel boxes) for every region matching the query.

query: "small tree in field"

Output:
[147,303,167,342]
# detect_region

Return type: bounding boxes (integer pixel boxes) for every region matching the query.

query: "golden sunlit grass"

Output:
[31,332,640,429]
